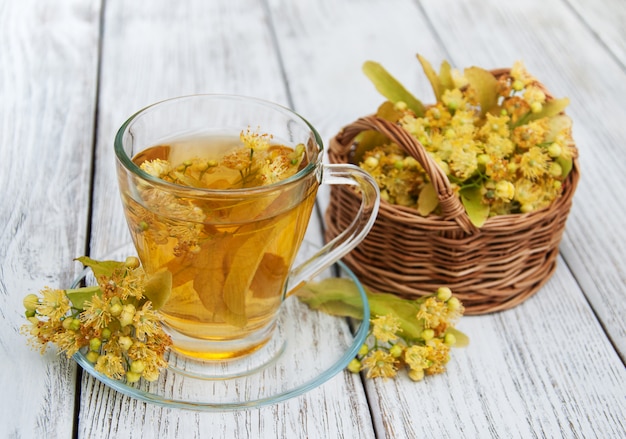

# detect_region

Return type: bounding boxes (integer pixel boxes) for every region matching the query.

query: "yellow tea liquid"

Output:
[119,135,317,359]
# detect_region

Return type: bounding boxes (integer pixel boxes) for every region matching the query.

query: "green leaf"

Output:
[143,270,172,310]
[526,97,570,122]
[296,277,469,346]
[75,256,125,279]
[417,182,439,216]
[464,67,499,116]
[417,54,442,101]
[460,186,489,228]
[438,60,455,92]
[363,61,425,116]
[66,285,102,310]
[556,156,574,178]
[296,278,425,341]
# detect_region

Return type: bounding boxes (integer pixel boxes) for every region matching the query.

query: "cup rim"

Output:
[114,94,324,195]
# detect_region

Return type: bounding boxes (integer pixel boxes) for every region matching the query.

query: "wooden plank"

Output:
[80,0,374,437]
[566,0,626,66]
[0,0,101,437]
[272,0,626,436]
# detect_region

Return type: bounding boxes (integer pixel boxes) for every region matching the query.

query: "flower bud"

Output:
[389,344,404,358]
[444,333,457,346]
[23,294,39,312]
[447,297,462,312]
[547,143,562,158]
[347,358,362,374]
[69,318,81,331]
[85,351,99,363]
[119,335,133,351]
[358,343,369,357]
[437,287,452,302]
[119,304,136,327]
[124,256,140,269]
[130,360,146,374]
[101,328,112,340]
[126,371,141,383]
[421,329,435,341]
[89,338,102,352]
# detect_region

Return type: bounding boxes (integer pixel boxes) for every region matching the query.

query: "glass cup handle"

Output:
[285,163,380,295]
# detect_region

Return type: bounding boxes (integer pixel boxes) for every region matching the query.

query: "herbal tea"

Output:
[119,132,318,359]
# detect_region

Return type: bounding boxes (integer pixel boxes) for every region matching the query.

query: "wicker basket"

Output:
[325,79,580,315]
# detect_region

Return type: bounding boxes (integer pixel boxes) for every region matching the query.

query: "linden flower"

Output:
[519,146,550,180]
[358,58,575,226]
[371,314,402,343]
[308,281,469,383]
[95,353,126,380]
[21,257,173,384]
[140,158,172,178]
[37,287,71,321]
[495,180,516,202]
[361,350,398,379]
[404,345,430,380]
[416,297,449,330]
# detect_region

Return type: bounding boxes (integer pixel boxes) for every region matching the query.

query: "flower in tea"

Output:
[21,256,172,383]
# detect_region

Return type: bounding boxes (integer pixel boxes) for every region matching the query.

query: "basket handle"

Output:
[335,115,478,234]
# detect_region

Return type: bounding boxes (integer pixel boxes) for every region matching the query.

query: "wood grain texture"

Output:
[0,1,100,437]
[2,0,625,437]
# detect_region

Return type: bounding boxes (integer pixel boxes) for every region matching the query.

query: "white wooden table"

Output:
[2,0,625,437]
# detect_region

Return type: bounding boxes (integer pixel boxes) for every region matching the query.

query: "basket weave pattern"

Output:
[326,83,580,314]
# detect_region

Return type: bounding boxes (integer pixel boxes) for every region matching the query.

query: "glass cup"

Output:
[114,94,379,363]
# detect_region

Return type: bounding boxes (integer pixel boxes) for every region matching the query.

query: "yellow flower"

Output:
[510,60,536,87]
[95,353,126,380]
[519,146,550,180]
[416,297,449,330]
[240,127,272,152]
[37,287,70,321]
[404,345,430,372]
[371,314,402,343]
[441,88,465,111]
[484,134,515,159]
[514,178,543,212]
[479,113,511,139]
[448,138,480,180]
[495,180,515,202]
[511,119,548,150]
[361,350,398,379]
[524,85,547,110]
[140,159,172,178]
[424,339,451,375]
[82,295,113,330]
[131,302,162,340]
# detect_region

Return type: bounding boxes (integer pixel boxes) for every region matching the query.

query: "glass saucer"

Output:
[71,241,369,411]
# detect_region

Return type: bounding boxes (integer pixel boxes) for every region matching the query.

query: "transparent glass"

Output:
[114,94,379,363]
[72,242,370,410]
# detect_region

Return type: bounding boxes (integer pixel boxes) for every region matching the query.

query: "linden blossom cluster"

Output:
[21,257,172,383]
[296,279,468,381]
[359,57,576,226]
[348,287,465,381]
